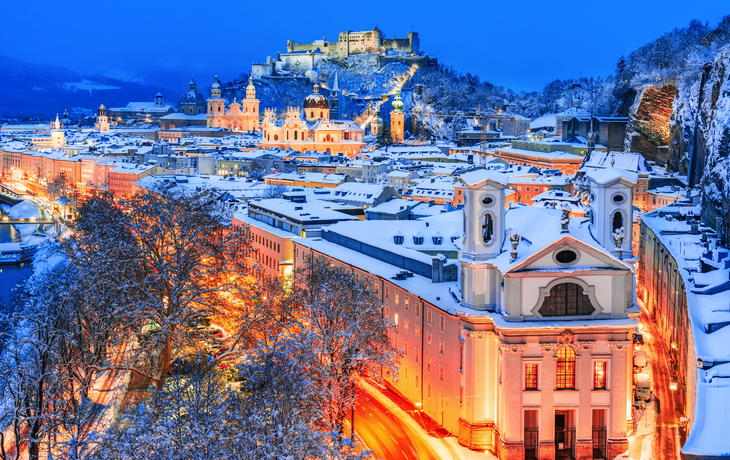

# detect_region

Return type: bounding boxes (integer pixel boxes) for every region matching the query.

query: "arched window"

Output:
[286,131,289,140]
[556,347,576,389]
[274,134,278,141]
[294,131,298,140]
[482,213,494,244]
[320,111,324,118]
[539,283,595,317]
[311,111,314,118]
[612,211,623,232]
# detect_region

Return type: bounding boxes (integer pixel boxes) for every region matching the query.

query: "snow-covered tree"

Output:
[292,256,400,434]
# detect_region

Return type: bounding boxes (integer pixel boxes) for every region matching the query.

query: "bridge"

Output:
[0,217,56,225]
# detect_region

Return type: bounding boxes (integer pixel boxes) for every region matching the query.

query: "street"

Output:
[629,309,683,460]
[355,393,437,460]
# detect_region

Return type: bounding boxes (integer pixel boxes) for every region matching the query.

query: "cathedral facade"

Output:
[206,74,260,132]
[260,83,364,157]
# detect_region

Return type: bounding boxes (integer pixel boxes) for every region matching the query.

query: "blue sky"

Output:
[2,0,727,93]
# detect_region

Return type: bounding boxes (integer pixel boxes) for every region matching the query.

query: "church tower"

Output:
[329,72,340,120]
[585,168,637,258]
[96,103,109,133]
[207,73,225,128]
[390,89,404,143]
[155,89,164,106]
[51,114,66,149]
[457,170,508,310]
[241,77,260,131]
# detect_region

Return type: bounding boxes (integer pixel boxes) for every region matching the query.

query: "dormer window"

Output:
[394,235,404,244]
[413,236,424,245]
[433,236,442,245]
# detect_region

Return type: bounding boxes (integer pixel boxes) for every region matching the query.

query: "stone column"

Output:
[459,329,495,450]
[538,343,556,460]
[607,340,631,459]
[499,342,527,460]
[576,341,596,460]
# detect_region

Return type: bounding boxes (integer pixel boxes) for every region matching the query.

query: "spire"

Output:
[332,72,339,92]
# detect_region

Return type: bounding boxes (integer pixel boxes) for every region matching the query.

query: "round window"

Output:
[612,194,625,204]
[556,250,578,264]
[590,193,596,203]
[482,196,494,206]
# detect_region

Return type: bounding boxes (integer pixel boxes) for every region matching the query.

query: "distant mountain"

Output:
[0,56,178,119]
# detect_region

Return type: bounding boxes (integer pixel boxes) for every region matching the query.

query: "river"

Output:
[0,213,33,309]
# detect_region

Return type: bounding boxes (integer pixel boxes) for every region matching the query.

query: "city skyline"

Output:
[1,0,727,92]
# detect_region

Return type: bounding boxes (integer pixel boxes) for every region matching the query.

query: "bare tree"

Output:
[255,184,290,199]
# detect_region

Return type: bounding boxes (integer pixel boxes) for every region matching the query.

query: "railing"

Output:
[555,428,575,460]
[592,428,607,460]
[524,428,538,460]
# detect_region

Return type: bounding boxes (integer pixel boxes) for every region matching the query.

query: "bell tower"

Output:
[390,89,404,143]
[585,168,637,257]
[96,103,109,133]
[458,170,508,310]
[51,114,65,149]
[207,73,225,128]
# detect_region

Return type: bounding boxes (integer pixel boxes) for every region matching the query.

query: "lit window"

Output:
[426,332,432,347]
[386,286,389,299]
[394,313,399,327]
[539,283,595,316]
[415,325,420,338]
[594,362,607,389]
[415,303,421,317]
[395,291,399,304]
[525,364,538,390]
[556,347,576,389]
[404,297,409,311]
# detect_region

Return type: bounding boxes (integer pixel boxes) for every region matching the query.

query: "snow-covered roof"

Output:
[460,169,510,187]
[580,151,653,174]
[585,167,638,186]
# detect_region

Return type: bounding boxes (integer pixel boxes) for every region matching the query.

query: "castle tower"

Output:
[304,84,329,122]
[207,73,225,128]
[457,170,508,310]
[585,168,637,257]
[51,114,66,149]
[390,89,404,143]
[96,103,109,133]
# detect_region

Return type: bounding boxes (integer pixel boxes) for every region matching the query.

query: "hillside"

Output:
[0,56,177,119]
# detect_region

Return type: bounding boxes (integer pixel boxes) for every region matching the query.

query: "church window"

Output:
[320,111,324,118]
[482,196,494,206]
[594,362,607,389]
[274,134,278,141]
[525,364,538,389]
[286,131,289,140]
[294,131,298,140]
[311,111,314,118]
[539,283,595,317]
[612,211,623,232]
[482,213,494,244]
[556,347,576,389]
[555,250,577,264]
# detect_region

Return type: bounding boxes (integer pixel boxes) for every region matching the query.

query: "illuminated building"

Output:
[260,83,365,157]
[96,103,110,133]
[292,167,640,459]
[390,89,405,143]
[206,74,260,132]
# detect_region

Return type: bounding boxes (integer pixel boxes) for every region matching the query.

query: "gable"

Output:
[513,235,630,273]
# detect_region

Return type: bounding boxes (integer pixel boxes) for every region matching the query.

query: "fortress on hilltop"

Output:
[286,26,419,58]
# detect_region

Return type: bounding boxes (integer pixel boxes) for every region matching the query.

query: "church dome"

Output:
[304,84,329,109]
[392,89,404,112]
[246,76,255,92]
[210,73,221,91]
[373,115,384,126]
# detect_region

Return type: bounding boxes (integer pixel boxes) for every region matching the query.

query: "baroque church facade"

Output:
[260,78,365,157]
[293,167,639,460]
[206,74,260,132]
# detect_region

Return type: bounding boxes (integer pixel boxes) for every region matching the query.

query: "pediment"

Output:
[510,235,630,273]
